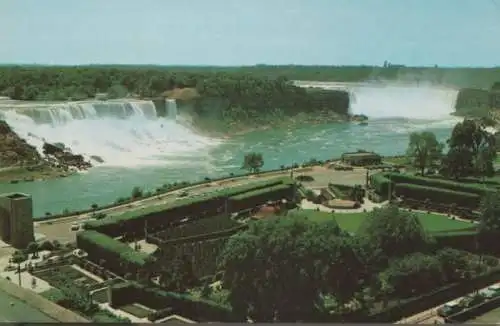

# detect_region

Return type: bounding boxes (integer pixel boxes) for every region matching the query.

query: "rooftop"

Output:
[342,152,381,158]
[3,193,31,200]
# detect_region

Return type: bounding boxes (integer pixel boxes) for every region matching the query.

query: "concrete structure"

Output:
[0,193,35,248]
[341,152,382,166]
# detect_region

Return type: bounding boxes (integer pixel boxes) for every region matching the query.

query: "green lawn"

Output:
[382,156,410,165]
[297,209,477,234]
[119,304,153,318]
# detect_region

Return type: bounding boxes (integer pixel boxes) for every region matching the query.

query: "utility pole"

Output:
[387,174,392,202]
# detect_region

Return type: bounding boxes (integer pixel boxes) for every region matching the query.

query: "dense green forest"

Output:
[3,64,500,88]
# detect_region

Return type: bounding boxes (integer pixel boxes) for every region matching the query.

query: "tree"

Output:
[52,240,62,250]
[11,252,27,287]
[217,214,363,322]
[491,81,500,92]
[357,205,432,263]
[241,152,264,174]
[26,241,39,259]
[39,240,55,251]
[406,131,443,175]
[106,84,128,99]
[441,119,496,179]
[478,192,500,253]
[159,255,194,292]
[131,186,143,199]
[436,248,469,282]
[381,253,443,298]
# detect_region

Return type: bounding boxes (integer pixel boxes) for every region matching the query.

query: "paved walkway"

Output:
[300,198,384,213]
[1,271,52,293]
[99,303,150,323]
[0,288,57,322]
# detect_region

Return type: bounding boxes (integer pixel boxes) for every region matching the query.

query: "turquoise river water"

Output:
[0,83,462,217]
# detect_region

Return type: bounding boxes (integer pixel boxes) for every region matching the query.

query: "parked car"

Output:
[437,300,462,317]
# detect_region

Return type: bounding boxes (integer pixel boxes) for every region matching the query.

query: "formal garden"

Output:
[28,117,500,322]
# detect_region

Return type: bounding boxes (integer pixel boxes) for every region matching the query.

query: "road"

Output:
[0,289,56,322]
[397,280,500,324]
[33,166,366,244]
[33,170,296,243]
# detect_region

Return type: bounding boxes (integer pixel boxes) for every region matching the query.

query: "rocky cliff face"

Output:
[0,120,42,167]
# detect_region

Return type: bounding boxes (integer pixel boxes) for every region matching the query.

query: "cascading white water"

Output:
[347,83,463,134]
[0,99,221,168]
[349,83,459,120]
[166,99,178,120]
[296,81,463,133]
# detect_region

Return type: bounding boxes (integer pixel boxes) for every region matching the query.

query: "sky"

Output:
[1,0,500,67]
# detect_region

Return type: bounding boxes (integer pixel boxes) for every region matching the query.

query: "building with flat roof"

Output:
[0,192,34,248]
[341,151,382,166]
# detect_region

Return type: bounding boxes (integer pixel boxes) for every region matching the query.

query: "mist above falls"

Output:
[0,99,222,168]
[348,83,459,120]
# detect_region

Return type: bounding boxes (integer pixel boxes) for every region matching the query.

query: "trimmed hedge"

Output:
[386,173,494,195]
[394,183,482,208]
[229,183,295,212]
[76,231,153,268]
[370,173,392,197]
[108,282,242,322]
[230,183,293,201]
[108,282,136,307]
[328,183,364,200]
[370,172,496,206]
[84,176,293,234]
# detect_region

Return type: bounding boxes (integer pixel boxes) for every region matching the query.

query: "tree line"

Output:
[2,65,499,89]
[406,118,497,180]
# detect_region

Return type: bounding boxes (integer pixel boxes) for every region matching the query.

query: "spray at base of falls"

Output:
[0,99,222,168]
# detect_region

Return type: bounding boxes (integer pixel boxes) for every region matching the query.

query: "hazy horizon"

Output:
[2,0,500,67]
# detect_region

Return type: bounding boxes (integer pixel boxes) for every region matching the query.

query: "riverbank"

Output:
[187,110,350,138]
[0,166,77,184]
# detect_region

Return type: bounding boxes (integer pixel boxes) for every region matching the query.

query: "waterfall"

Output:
[166,99,178,120]
[0,98,221,168]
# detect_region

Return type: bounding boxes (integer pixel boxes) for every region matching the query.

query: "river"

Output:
[0,82,461,217]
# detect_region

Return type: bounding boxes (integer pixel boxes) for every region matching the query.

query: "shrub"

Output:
[85,176,294,234]
[40,240,55,251]
[295,175,314,182]
[131,186,143,199]
[93,212,107,220]
[76,231,153,268]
